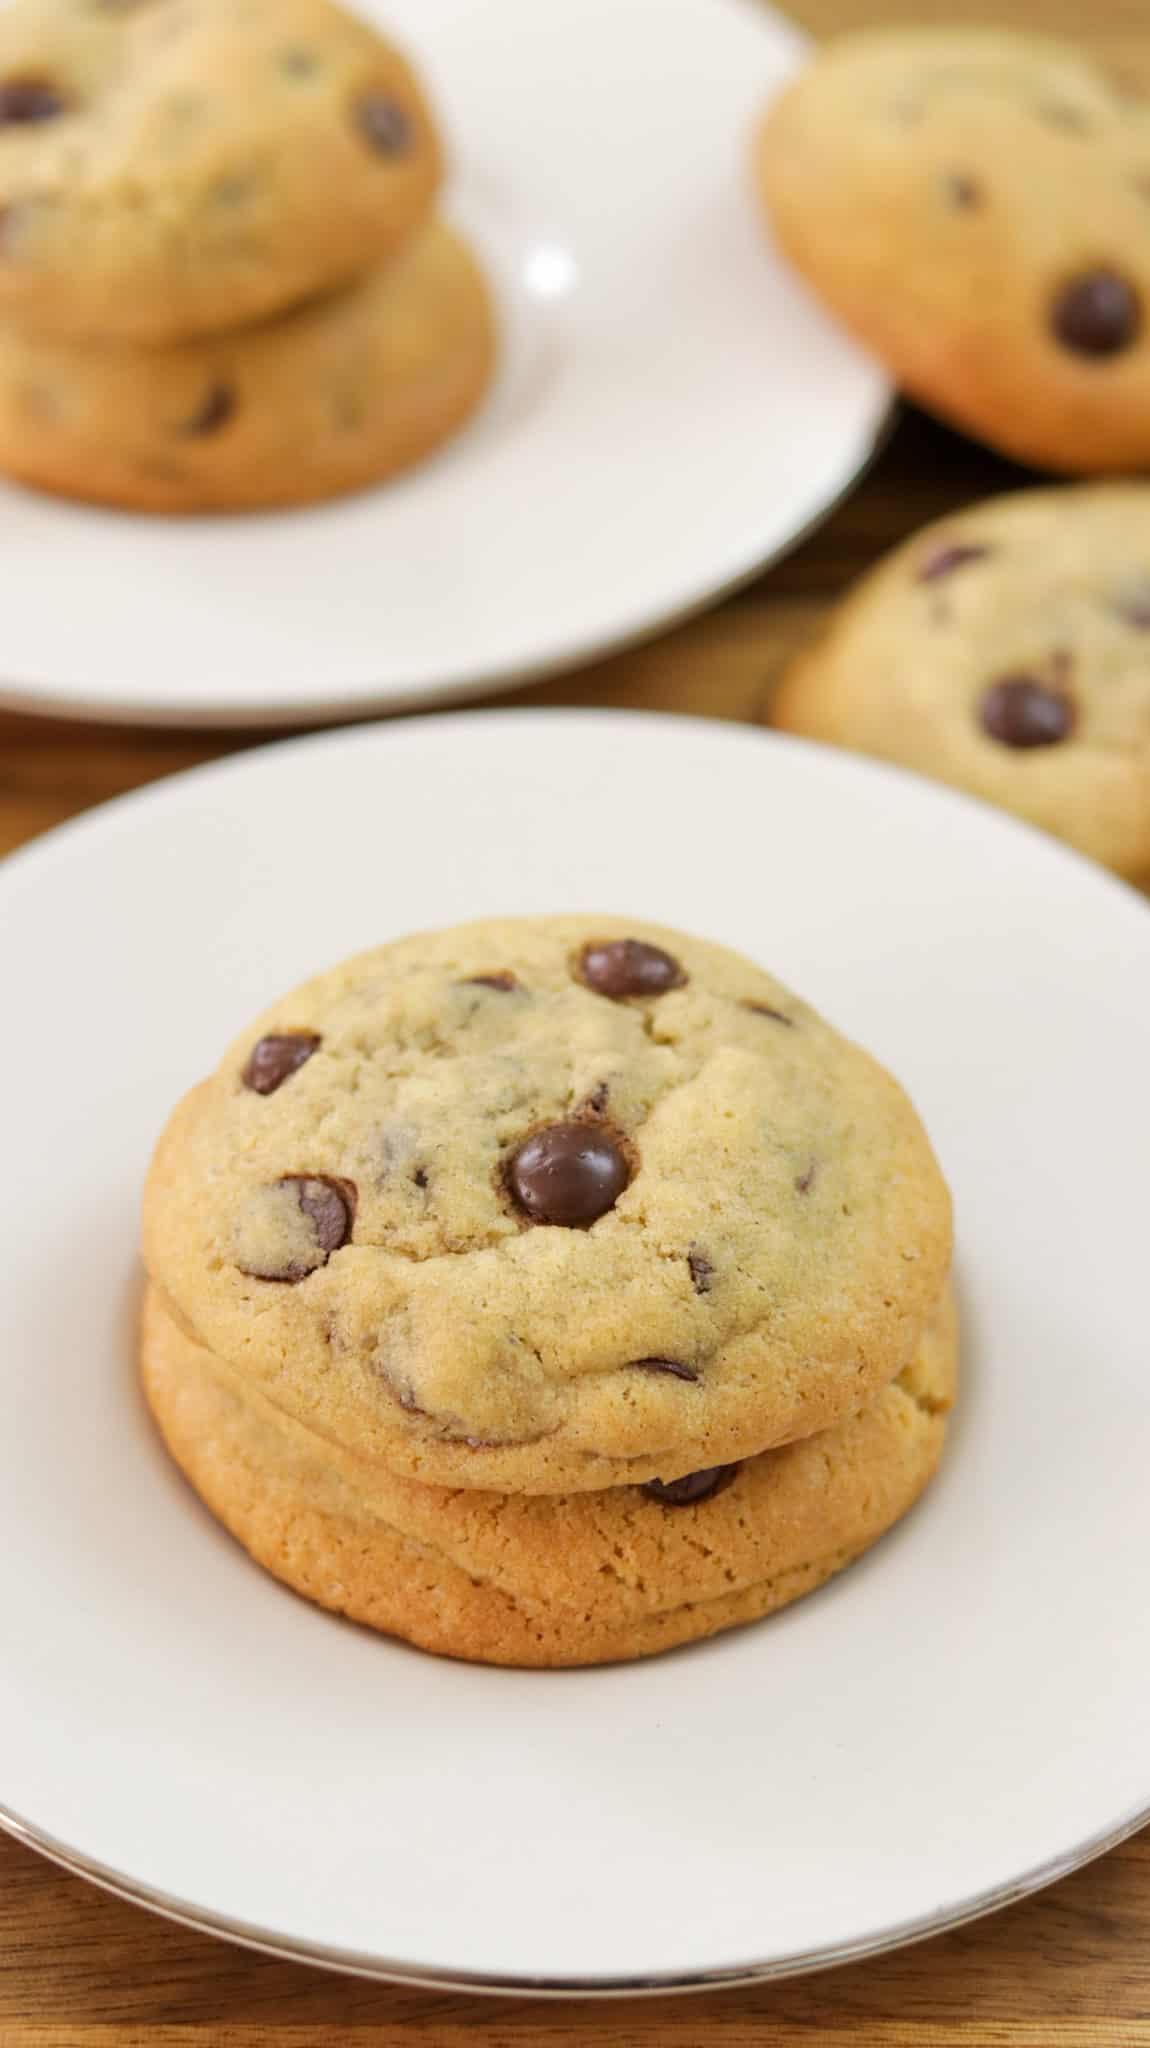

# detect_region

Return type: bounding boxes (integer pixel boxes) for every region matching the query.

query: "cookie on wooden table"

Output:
[0,0,442,344]
[771,485,1150,880]
[142,915,953,1494]
[755,29,1150,473]
[141,1282,957,1667]
[0,221,495,511]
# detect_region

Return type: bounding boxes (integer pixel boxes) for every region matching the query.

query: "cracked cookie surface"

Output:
[771,484,1150,879]
[140,1283,957,1667]
[0,0,441,343]
[756,29,1150,472]
[143,916,952,1493]
[0,219,495,511]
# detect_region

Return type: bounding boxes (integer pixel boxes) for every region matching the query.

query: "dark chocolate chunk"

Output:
[1051,271,1142,356]
[355,95,412,156]
[642,1465,739,1507]
[0,78,67,124]
[980,675,1075,747]
[917,541,990,583]
[579,938,686,999]
[242,1032,320,1095]
[631,1357,700,1382]
[507,1120,631,1227]
[687,1246,713,1295]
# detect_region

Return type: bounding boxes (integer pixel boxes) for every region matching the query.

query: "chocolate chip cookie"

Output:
[140,1281,957,1667]
[0,220,495,511]
[142,916,953,1494]
[770,484,1150,879]
[0,0,442,344]
[756,29,1150,472]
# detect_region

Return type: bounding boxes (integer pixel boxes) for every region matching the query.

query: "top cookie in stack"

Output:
[0,0,496,509]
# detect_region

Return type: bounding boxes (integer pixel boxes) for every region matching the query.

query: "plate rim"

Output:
[2,1794,1145,1996]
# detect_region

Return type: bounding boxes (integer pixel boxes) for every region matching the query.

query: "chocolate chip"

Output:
[355,95,412,156]
[980,676,1075,748]
[944,171,983,209]
[0,78,67,124]
[177,383,236,437]
[242,1032,320,1095]
[642,1465,739,1507]
[631,1358,700,1382]
[917,541,990,583]
[579,939,686,1000]
[242,1175,354,1283]
[742,1000,794,1026]
[795,1160,818,1195]
[506,1121,631,1227]
[687,1246,713,1295]
[1051,271,1142,356]
[412,1166,429,1190]
[464,972,518,991]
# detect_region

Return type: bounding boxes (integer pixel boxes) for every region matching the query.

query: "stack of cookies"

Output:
[0,0,495,512]
[141,916,955,1668]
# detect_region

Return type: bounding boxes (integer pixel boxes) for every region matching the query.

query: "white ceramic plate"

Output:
[0,0,888,728]
[3,709,1149,1993]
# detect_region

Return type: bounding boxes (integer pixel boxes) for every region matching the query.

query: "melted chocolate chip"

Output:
[506,1120,631,1227]
[579,939,686,999]
[464,972,519,991]
[742,1000,794,1026]
[1051,271,1142,356]
[642,1465,739,1507]
[917,541,990,583]
[631,1357,700,1382]
[242,1032,320,1095]
[687,1246,713,1295]
[355,95,412,156]
[980,676,1075,748]
[243,1175,354,1283]
[0,78,67,124]
[177,383,236,437]
[944,171,983,209]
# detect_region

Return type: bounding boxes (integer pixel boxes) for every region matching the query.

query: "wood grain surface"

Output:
[2,0,1148,2040]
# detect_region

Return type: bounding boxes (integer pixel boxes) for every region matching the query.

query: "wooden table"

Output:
[2,0,1148,2040]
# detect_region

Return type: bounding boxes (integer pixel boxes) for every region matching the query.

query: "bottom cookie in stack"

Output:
[141,1284,957,1670]
[0,221,495,514]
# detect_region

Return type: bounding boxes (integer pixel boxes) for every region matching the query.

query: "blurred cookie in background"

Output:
[770,485,1150,881]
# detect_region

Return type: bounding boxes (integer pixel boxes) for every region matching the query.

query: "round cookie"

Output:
[142,915,953,1494]
[0,220,495,511]
[140,1283,957,1668]
[770,484,1150,880]
[756,29,1150,473]
[0,0,442,344]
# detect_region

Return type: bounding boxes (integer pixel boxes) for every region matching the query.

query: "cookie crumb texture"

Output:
[0,221,495,511]
[771,483,1150,880]
[755,28,1150,472]
[0,0,442,344]
[140,1284,957,1667]
[143,915,953,1494]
